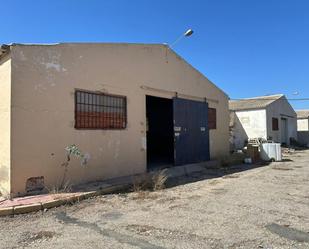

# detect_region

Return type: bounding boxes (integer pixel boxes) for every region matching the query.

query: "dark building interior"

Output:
[146,95,174,169]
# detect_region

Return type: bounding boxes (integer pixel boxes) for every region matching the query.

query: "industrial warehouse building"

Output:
[229,94,297,150]
[0,43,229,196]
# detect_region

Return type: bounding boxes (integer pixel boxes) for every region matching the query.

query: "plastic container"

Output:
[260,143,282,161]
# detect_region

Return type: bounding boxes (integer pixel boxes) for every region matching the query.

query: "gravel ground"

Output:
[0,149,309,249]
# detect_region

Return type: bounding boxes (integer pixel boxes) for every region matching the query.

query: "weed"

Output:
[132,173,153,192]
[152,169,168,191]
[131,169,168,194]
[46,180,72,194]
[59,144,88,190]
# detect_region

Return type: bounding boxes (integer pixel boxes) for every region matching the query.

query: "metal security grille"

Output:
[75,90,127,129]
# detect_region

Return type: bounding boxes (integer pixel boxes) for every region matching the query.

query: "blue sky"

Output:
[1,0,309,109]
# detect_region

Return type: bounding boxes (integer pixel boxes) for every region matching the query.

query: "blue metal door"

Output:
[173,97,210,165]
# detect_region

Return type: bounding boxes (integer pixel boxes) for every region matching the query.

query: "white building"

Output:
[229,94,297,150]
[296,110,309,131]
[296,110,309,147]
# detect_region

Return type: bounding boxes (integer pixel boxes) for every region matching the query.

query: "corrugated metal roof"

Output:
[296,110,309,119]
[229,94,284,111]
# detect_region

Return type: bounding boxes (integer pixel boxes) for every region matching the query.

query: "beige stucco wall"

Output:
[0,54,11,195]
[266,97,297,145]
[10,43,229,195]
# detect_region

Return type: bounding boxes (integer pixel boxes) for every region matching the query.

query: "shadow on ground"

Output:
[165,161,271,189]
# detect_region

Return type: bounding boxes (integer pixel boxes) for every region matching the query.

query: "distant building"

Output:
[296,110,309,131]
[229,94,297,150]
[296,110,309,147]
[0,43,229,196]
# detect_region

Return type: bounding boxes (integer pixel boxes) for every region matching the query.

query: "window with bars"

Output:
[208,108,217,130]
[75,90,127,129]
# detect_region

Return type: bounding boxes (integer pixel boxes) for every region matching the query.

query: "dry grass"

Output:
[133,191,150,200]
[131,169,168,196]
[132,173,153,192]
[131,191,160,200]
[152,169,168,191]
[46,180,72,194]
[272,166,294,171]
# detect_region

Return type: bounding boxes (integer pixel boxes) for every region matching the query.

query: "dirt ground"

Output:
[1,149,309,249]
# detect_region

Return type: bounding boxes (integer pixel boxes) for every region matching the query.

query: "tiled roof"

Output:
[229,94,284,111]
[296,110,309,119]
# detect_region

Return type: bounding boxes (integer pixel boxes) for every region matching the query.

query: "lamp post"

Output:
[169,29,194,48]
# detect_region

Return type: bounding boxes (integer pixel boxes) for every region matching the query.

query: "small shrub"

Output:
[152,169,168,191]
[132,169,168,193]
[132,173,152,192]
[47,180,72,194]
[59,144,89,190]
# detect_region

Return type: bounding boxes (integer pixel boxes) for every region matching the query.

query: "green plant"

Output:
[60,144,88,189]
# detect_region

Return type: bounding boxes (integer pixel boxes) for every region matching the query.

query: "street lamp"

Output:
[169,29,194,48]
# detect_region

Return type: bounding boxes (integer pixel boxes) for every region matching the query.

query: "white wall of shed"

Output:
[297,118,309,131]
[232,109,267,149]
[266,97,297,145]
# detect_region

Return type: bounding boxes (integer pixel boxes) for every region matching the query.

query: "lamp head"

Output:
[184,29,194,37]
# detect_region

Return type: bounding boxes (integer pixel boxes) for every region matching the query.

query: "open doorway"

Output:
[146,95,174,169]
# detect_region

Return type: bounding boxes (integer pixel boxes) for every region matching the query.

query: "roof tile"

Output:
[229,94,284,111]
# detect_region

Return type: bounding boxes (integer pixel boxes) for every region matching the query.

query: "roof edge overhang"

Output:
[0,42,228,99]
[167,46,229,98]
[229,107,266,112]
